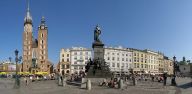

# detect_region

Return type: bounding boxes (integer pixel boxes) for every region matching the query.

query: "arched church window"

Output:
[26,32,28,40]
[32,50,36,58]
[41,33,44,38]
[41,40,44,44]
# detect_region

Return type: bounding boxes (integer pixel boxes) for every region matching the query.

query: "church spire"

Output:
[39,16,48,29]
[24,0,32,25]
[41,16,46,26]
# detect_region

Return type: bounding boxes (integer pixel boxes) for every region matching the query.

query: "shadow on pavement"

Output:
[177,82,192,89]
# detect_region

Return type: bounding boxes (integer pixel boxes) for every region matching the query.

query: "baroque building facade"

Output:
[57,49,70,76]
[57,47,92,75]
[70,47,92,74]
[163,56,173,75]
[104,46,133,76]
[22,4,52,74]
[130,48,163,74]
[57,46,174,75]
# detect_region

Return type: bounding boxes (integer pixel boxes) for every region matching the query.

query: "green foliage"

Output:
[179,61,187,65]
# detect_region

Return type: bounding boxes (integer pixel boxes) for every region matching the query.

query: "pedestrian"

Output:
[37,76,39,81]
[60,76,63,86]
[151,75,154,82]
[30,76,33,82]
[163,73,167,86]
[24,76,28,86]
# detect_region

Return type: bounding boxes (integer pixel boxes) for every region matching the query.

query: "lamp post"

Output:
[171,56,177,86]
[14,49,20,89]
[119,67,122,78]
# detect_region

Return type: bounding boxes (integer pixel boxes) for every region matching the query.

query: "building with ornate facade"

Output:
[22,3,53,74]
[0,61,16,72]
[163,56,173,75]
[56,46,174,75]
[70,47,92,74]
[104,46,133,76]
[57,47,92,75]
[57,49,70,76]
[130,48,164,74]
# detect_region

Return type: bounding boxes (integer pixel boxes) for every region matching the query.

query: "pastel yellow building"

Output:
[58,48,71,75]
[163,56,173,75]
[130,48,148,74]
[130,48,165,74]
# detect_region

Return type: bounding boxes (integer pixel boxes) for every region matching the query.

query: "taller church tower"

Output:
[22,2,33,72]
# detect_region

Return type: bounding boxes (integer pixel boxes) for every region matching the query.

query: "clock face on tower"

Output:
[41,26,45,29]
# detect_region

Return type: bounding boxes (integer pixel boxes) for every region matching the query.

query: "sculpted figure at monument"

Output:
[94,25,101,42]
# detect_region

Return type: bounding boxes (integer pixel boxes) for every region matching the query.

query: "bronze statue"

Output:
[94,25,101,42]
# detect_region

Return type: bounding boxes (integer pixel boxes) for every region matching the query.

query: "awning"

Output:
[35,72,48,75]
[0,72,7,74]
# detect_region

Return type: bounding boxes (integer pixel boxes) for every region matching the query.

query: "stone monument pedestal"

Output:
[92,41,104,60]
[83,25,112,89]
[86,41,112,78]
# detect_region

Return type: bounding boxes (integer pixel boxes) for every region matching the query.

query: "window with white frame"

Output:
[117,63,120,68]
[112,63,115,67]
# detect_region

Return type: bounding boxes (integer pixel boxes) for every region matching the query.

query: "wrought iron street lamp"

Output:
[14,49,20,88]
[171,56,177,86]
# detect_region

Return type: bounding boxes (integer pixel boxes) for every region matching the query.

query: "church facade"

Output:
[22,3,53,74]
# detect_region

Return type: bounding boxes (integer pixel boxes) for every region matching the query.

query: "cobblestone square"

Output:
[0,77,191,94]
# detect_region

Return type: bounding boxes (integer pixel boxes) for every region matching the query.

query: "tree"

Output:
[179,61,187,65]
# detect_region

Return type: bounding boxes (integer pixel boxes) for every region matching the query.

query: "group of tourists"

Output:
[98,72,171,89]
[99,78,120,88]
[23,74,55,86]
[69,71,86,82]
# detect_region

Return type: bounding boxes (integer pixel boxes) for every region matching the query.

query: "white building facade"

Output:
[58,49,70,75]
[146,50,160,74]
[70,47,92,74]
[104,46,133,76]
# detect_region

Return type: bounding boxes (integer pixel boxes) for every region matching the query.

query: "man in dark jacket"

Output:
[163,73,167,86]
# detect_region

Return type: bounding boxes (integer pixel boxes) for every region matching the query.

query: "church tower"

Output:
[38,16,48,72]
[22,1,33,72]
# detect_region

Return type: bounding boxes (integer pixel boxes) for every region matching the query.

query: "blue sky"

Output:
[0,0,192,64]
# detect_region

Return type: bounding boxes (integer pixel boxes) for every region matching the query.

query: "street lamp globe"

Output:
[173,56,176,61]
[15,49,19,56]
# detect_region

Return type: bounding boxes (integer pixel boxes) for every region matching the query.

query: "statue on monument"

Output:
[85,25,111,78]
[94,25,101,42]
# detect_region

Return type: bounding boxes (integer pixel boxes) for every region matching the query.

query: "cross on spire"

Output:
[27,0,30,12]
[24,0,32,25]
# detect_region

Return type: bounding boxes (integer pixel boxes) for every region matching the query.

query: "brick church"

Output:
[21,3,53,74]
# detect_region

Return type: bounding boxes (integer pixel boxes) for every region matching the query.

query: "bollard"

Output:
[58,77,61,86]
[81,78,86,89]
[118,79,124,89]
[133,77,136,86]
[63,78,66,87]
[86,79,91,90]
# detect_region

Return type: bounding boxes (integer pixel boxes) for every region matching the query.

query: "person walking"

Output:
[163,73,167,86]
[30,76,33,82]
[24,76,28,86]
